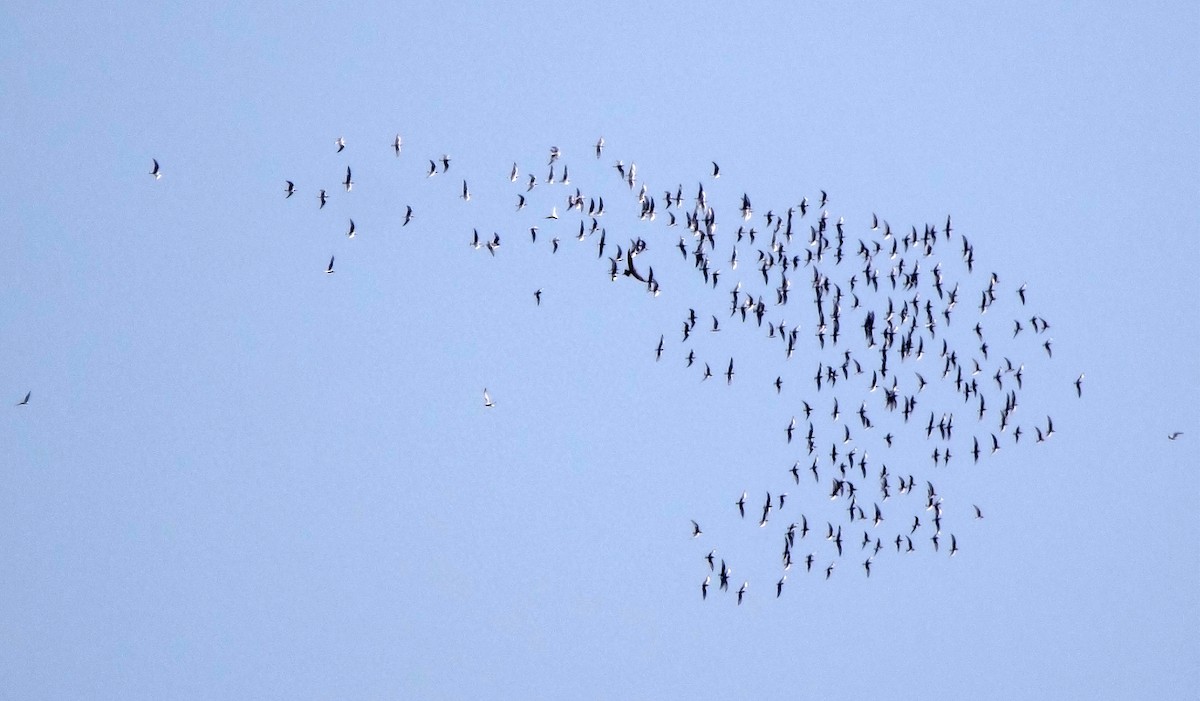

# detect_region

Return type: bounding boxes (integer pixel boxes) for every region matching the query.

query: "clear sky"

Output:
[1,2,1197,699]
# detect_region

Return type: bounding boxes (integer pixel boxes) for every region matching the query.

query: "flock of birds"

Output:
[133,136,1183,605]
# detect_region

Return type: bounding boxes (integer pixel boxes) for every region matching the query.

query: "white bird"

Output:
[509,162,519,182]
[336,136,345,152]
[149,159,161,179]
[483,389,494,408]
[546,207,558,220]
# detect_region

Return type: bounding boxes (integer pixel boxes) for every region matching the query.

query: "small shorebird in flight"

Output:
[483,389,494,408]
[325,256,335,274]
[336,136,345,152]
[16,391,31,406]
[285,181,295,198]
[150,159,161,179]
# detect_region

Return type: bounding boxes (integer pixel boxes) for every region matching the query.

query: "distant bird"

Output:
[691,520,702,538]
[441,154,450,172]
[483,389,494,408]
[736,581,747,605]
[546,207,558,220]
[1168,432,1183,440]
[16,391,30,406]
[149,159,161,179]
[346,219,356,238]
[725,358,735,385]
[342,166,353,192]
[324,256,335,274]
[1074,373,1084,397]
[392,134,402,156]
[428,160,438,177]
[403,206,413,226]
[655,335,664,361]
[701,576,710,600]
[534,289,542,306]
[335,136,345,152]
[284,181,295,198]
[712,162,720,178]
[318,189,327,208]
[776,576,785,597]
[949,535,959,556]
[736,491,747,518]
[461,180,471,201]
[595,137,605,158]
[510,163,519,182]
[973,505,983,519]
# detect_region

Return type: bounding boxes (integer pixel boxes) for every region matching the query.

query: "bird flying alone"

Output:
[483,389,494,408]
[150,159,161,179]
[325,256,335,274]
[16,391,31,406]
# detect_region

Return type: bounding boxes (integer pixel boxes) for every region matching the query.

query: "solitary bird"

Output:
[149,159,161,179]
[534,289,542,306]
[1074,373,1084,397]
[1168,432,1184,440]
[16,391,31,406]
[284,181,295,198]
[318,189,327,208]
[335,136,345,153]
[483,389,494,408]
[346,219,355,238]
[691,520,702,538]
[392,134,402,156]
[324,256,335,274]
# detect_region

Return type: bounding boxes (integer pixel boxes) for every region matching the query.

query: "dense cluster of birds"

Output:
[135,136,1180,605]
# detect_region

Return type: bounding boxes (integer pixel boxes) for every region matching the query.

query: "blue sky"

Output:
[1,2,1197,699]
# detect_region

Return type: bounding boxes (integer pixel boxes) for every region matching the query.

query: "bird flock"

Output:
[136,134,1176,605]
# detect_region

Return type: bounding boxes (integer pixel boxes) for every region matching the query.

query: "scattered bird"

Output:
[483,389,494,408]
[150,159,161,179]
[336,136,345,153]
[1168,432,1183,440]
[343,166,353,192]
[324,256,335,274]
[284,181,295,198]
[16,391,30,406]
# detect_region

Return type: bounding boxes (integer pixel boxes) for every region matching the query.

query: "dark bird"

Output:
[534,289,542,306]
[712,161,720,178]
[656,335,664,361]
[691,520,702,538]
[701,576,710,600]
[725,358,735,385]
[403,206,413,226]
[318,189,327,208]
[392,134,402,156]
[973,505,983,519]
[346,218,356,238]
[1075,373,1084,397]
[284,181,295,198]
[736,491,747,518]
[776,576,786,597]
[1168,432,1184,440]
[16,391,30,406]
[150,159,161,179]
[342,166,353,192]
[324,256,335,274]
[335,136,345,153]
[737,581,747,605]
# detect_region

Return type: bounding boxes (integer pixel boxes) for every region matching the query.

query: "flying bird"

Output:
[324,256,335,274]
[1168,432,1184,440]
[483,389,494,408]
[284,181,295,198]
[691,520,702,538]
[392,134,402,156]
[335,136,345,152]
[16,391,30,406]
[149,159,161,179]
[342,167,353,192]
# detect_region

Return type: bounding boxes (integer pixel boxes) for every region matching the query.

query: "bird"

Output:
[702,576,710,600]
[656,335,664,361]
[712,162,720,178]
[16,391,30,406]
[461,180,471,201]
[776,576,785,597]
[1168,432,1184,440]
[403,206,413,226]
[342,166,353,192]
[973,505,983,519]
[691,520,702,538]
[736,491,747,518]
[1074,373,1084,397]
[483,389,494,408]
[335,136,345,152]
[595,137,605,158]
[736,581,747,605]
[324,256,335,274]
[284,181,295,198]
[392,134,402,156]
[318,189,327,208]
[346,219,356,238]
[149,159,161,179]
[546,207,558,220]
